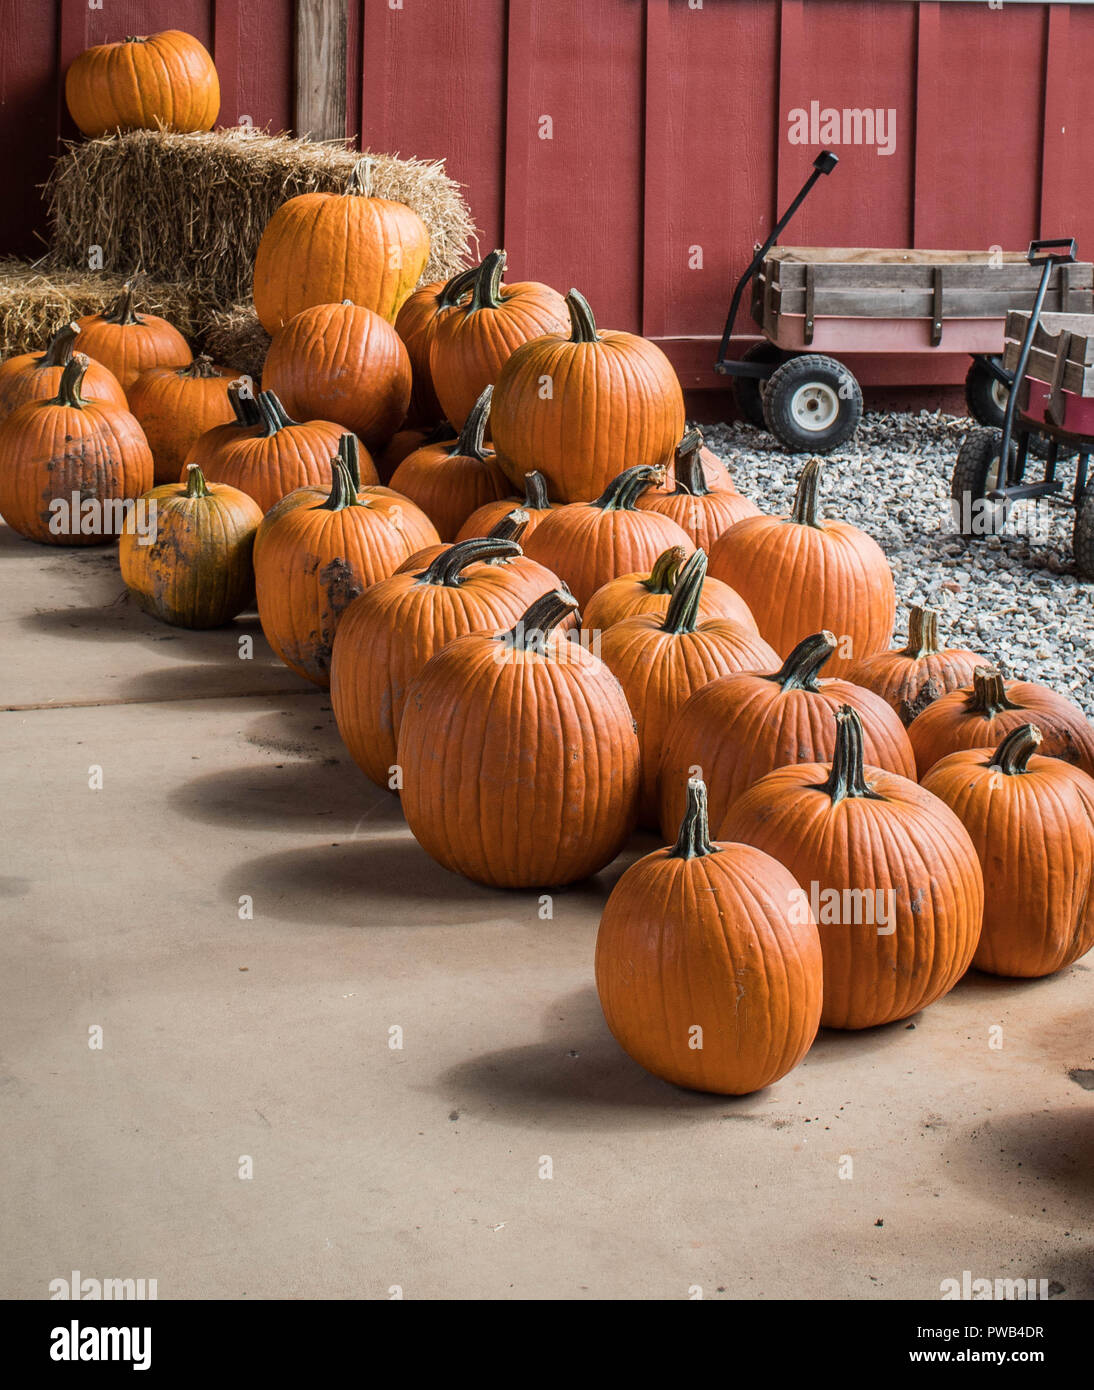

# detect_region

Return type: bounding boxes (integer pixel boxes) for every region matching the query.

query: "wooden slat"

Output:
[1005,311,1094,365]
[773,287,1094,320]
[294,0,347,140]
[770,261,1093,293]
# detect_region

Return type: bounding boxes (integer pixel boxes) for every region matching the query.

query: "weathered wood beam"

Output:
[294,0,348,142]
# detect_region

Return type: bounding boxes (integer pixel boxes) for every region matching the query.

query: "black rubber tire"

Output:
[950,429,1012,538]
[732,343,786,429]
[761,354,863,453]
[1073,489,1094,580]
[964,358,1064,460]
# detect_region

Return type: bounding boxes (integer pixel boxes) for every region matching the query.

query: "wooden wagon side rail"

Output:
[1003,310,1094,401]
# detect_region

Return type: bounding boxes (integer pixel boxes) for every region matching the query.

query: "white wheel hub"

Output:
[789,382,840,432]
[990,378,1009,412]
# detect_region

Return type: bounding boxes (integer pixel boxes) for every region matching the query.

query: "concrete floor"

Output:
[2,521,1092,1301]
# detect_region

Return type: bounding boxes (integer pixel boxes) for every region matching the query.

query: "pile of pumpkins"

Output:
[3,30,1093,1100]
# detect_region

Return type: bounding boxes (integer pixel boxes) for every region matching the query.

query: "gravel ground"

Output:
[702,411,1093,716]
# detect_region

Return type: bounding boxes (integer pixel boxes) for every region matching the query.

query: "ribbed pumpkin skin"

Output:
[636,487,761,550]
[0,338,127,420]
[656,635,917,842]
[65,30,220,136]
[262,302,411,451]
[128,359,238,483]
[75,296,192,392]
[596,829,823,1094]
[255,479,441,687]
[393,542,563,603]
[457,495,559,541]
[252,186,430,333]
[330,547,535,788]
[719,729,984,1030]
[119,473,263,627]
[707,460,895,678]
[398,611,640,887]
[0,380,153,545]
[843,609,984,726]
[908,674,1094,779]
[581,554,755,635]
[922,738,1094,978]
[394,273,474,426]
[388,431,511,540]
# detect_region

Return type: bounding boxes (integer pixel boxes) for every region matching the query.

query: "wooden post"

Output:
[294,0,348,142]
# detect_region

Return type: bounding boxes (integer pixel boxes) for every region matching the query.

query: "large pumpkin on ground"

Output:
[580,544,754,636]
[707,457,895,677]
[65,30,220,137]
[922,724,1094,979]
[595,777,823,1095]
[719,705,985,1030]
[843,605,984,726]
[128,355,238,484]
[490,288,686,502]
[398,589,640,887]
[253,158,431,333]
[262,300,411,452]
[119,464,263,627]
[0,322,127,420]
[395,268,477,426]
[0,354,152,545]
[75,284,192,391]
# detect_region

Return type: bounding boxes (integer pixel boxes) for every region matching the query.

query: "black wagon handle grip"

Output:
[1027,237,1077,266]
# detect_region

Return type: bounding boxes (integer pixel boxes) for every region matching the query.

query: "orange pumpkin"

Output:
[842,605,984,726]
[907,664,1094,779]
[456,469,562,543]
[719,705,985,1030]
[636,427,761,547]
[395,267,477,426]
[253,158,431,333]
[331,534,538,788]
[65,30,220,137]
[598,551,779,824]
[595,777,823,1095]
[388,386,511,540]
[0,354,152,545]
[258,432,393,531]
[428,249,569,429]
[657,629,917,841]
[922,724,1094,978]
[522,464,693,605]
[398,589,641,887]
[489,288,686,502]
[127,355,238,484]
[262,300,411,452]
[75,284,192,391]
[0,322,127,420]
[376,419,454,485]
[707,457,895,677]
[254,460,440,686]
[580,544,754,635]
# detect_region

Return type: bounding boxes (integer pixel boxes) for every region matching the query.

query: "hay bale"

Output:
[44,127,477,311]
[201,303,271,382]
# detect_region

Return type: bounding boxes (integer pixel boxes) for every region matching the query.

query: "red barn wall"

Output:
[3,0,1093,389]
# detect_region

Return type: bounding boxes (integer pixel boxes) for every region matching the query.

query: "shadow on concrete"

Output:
[802,1011,922,1067]
[114,659,308,704]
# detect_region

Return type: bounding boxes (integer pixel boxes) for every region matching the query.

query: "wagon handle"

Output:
[714,149,839,374]
[1026,238,1077,267]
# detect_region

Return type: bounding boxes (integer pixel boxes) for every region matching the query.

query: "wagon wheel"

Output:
[1073,487,1094,581]
[964,359,1064,460]
[950,429,1012,538]
[733,343,788,429]
[761,354,863,453]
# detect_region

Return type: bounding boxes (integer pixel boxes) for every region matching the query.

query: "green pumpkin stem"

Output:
[184,464,212,499]
[673,429,711,497]
[968,665,1020,717]
[566,289,599,344]
[790,457,824,528]
[819,706,884,804]
[319,460,361,512]
[454,386,492,461]
[487,508,529,545]
[422,536,522,586]
[39,322,80,369]
[101,282,143,326]
[228,383,262,426]
[468,250,507,313]
[662,549,707,634]
[670,778,719,860]
[771,630,837,692]
[52,353,90,408]
[643,545,689,594]
[521,471,552,510]
[438,266,478,311]
[337,433,365,491]
[593,464,667,512]
[991,723,1043,774]
[901,606,941,659]
[501,589,579,651]
[180,354,222,379]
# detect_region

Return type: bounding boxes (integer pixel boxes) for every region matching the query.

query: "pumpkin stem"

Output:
[500,588,580,652]
[771,630,837,691]
[101,282,143,326]
[566,289,600,344]
[179,354,221,379]
[991,723,1043,774]
[254,391,289,438]
[454,386,492,461]
[818,706,884,804]
[673,429,711,497]
[521,470,552,510]
[468,250,507,313]
[184,463,212,498]
[318,460,361,512]
[228,382,262,426]
[968,665,1020,717]
[437,266,478,311]
[39,322,80,369]
[643,545,689,594]
[420,536,522,586]
[487,508,529,545]
[337,433,365,491]
[789,457,825,528]
[346,156,374,196]
[593,463,667,512]
[662,549,708,634]
[670,778,720,860]
[901,606,941,659]
[50,353,90,409]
